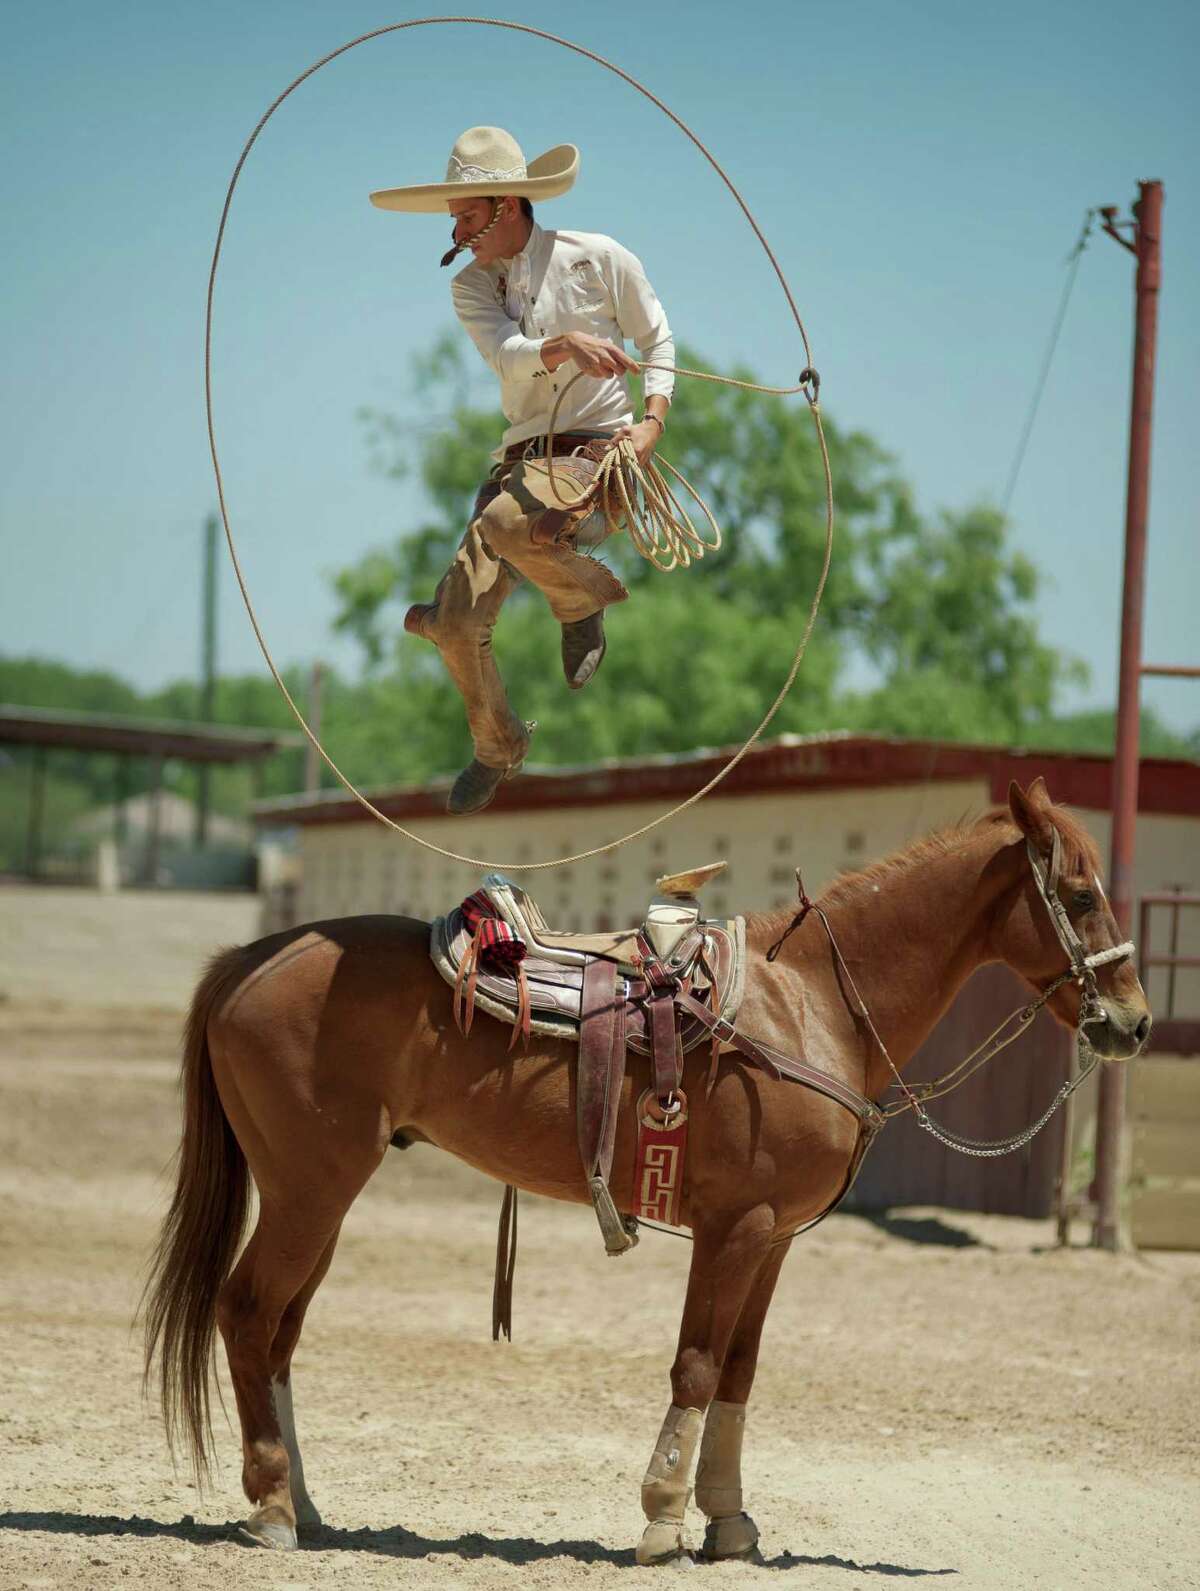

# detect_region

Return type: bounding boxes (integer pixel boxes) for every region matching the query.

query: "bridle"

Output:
[1022,830,1135,1030]
[782,831,1137,1159]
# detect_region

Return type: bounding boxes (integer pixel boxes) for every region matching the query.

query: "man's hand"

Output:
[542,331,639,379]
[609,419,661,467]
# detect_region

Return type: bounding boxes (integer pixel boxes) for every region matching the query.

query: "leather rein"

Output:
[652,832,1137,1244]
[756,832,1134,1161]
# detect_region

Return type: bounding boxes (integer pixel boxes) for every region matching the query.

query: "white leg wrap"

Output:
[637,1404,703,1565]
[271,1375,321,1530]
[697,1403,759,1560]
[695,1400,745,1517]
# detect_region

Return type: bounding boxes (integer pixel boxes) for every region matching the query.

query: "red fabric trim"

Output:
[459,892,526,967]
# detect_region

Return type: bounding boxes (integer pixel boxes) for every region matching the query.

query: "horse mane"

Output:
[819,796,1100,909]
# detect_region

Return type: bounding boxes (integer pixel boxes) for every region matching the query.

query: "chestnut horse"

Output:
[143,779,1149,1564]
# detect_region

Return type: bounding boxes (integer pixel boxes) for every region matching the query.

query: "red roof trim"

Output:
[255,735,1200,827]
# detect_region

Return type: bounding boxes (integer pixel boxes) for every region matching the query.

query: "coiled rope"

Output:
[206,16,833,872]
[543,361,819,574]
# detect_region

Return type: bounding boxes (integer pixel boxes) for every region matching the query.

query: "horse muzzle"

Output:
[1082,1000,1152,1061]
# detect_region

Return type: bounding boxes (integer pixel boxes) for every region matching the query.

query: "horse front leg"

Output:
[694,1239,791,1562]
[636,1204,775,1567]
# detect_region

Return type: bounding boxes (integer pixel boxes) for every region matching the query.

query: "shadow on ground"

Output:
[0,1511,958,1575]
[851,1210,986,1248]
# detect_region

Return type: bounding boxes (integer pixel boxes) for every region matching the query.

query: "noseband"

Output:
[1024,831,1135,1029]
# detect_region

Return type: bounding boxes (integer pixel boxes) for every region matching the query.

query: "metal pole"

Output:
[195,513,219,846]
[145,750,165,887]
[1093,179,1163,1252]
[24,747,46,879]
[305,661,324,794]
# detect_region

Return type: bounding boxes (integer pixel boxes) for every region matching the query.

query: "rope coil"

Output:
[206,17,835,872]
[543,360,820,575]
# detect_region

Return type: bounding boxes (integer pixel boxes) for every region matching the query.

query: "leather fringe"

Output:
[507,962,532,1051]
[492,1183,519,1342]
[453,924,486,1035]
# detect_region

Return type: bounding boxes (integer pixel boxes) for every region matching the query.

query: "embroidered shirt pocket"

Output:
[557,259,613,329]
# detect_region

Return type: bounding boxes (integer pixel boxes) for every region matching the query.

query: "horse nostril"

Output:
[1135,1015,1151,1046]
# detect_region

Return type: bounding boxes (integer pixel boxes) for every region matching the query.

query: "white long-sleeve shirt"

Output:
[450,222,675,455]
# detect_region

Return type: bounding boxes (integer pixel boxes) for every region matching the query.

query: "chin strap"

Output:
[440,198,503,266]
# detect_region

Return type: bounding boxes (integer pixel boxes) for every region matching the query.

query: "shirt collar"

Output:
[494,221,542,275]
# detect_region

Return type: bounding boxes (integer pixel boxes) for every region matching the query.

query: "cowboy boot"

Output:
[404,603,436,640]
[447,759,509,816]
[447,724,534,816]
[561,611,606,690]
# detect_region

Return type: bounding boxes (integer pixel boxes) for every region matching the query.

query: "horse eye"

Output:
[1073,889,1097,912]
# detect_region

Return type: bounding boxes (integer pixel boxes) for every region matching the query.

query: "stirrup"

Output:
[588,1176,639,1256]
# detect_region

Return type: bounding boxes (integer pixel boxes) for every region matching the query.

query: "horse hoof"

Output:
[701,1512,760,1561]
[237,1507,298,1551]
[636,1520,695,1567]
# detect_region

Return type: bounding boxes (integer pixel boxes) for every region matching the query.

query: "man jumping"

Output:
[370,126,675,814]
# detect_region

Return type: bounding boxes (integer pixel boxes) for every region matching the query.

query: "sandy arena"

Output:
[0,889,1196,1589]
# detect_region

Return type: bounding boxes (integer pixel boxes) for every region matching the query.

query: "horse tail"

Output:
[141,945,250,1484]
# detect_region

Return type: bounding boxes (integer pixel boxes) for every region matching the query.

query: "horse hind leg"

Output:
[695,1239,791,1562]
[637,1204,775,1567]
[217,1209,346,1551]
[267,1226,343,1538]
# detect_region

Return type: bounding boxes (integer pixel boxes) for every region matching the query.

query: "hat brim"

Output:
[369,143,579,214]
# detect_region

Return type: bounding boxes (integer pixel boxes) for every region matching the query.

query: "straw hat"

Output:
[370,126,579,214]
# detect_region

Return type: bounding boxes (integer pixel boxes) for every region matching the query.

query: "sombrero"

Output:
[370,125,579,214]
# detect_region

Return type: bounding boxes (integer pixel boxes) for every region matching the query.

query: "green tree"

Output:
[842,499,1087,740]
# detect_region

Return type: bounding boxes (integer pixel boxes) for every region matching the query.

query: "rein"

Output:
[630,828,1137,1251]
[798,833,1135,1158]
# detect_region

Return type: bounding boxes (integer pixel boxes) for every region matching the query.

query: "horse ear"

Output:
[1008,780,1054,854]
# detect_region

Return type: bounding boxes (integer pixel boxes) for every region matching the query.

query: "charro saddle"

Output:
[430,862,745,1257]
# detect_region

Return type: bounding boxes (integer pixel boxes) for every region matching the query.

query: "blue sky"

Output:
[2,0,1197,731]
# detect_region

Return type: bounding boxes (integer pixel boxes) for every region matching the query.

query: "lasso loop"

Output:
[207,17,834,873]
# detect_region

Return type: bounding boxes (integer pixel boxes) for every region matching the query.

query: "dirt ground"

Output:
[0,891,1197,1589]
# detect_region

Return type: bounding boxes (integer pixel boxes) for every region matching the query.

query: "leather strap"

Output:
[649,990,683,1101]
[673,989,883,1129]
[577,958,626,1181]
[503,432,608,464]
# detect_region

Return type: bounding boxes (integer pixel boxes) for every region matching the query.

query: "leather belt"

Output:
[501,432,610,464]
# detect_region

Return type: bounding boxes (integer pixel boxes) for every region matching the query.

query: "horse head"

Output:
[998,778,1151,1060]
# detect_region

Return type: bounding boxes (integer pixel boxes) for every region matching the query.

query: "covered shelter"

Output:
[0,704,304,884]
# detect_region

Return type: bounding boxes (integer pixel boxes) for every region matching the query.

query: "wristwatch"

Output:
[643,413,666,433]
